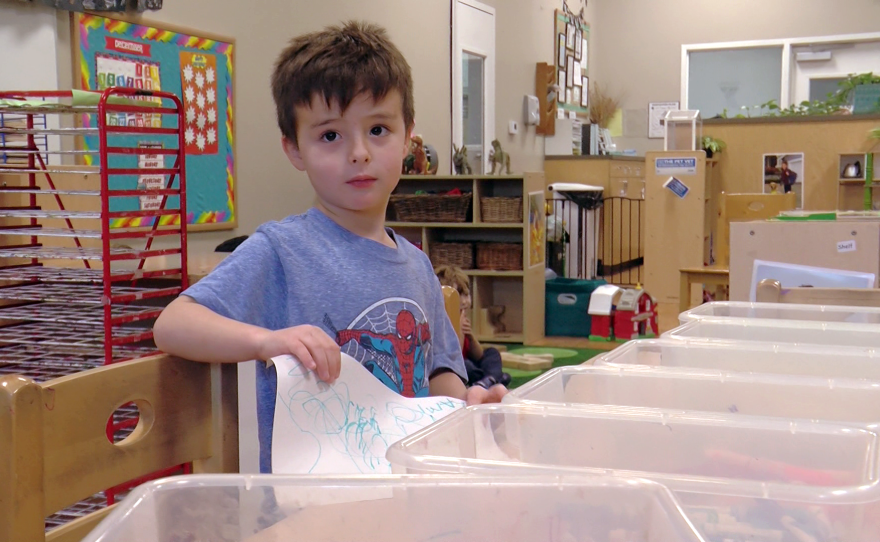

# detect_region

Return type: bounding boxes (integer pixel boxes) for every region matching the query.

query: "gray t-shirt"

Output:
[182,207,467,472]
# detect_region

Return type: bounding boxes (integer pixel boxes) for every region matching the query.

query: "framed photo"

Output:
[575,29,583,60]
[581,77,589,107]
[762,152,805,209]
[557,71,566,101]
[566,88,572,104]
[566,56,574,86]
[566,23,575,50]
[574,61,581,78]
[572,86,581,105]
[557,34,566,67]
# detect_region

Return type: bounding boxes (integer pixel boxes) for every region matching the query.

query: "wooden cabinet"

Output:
[544,155,646,285]
[387,174,546,344]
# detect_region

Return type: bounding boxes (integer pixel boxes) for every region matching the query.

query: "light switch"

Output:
[508,120,519,135]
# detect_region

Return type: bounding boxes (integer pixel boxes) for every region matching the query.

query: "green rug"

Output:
[503,346,606,389]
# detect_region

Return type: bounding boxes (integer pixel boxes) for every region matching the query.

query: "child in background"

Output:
[435,265,511,389]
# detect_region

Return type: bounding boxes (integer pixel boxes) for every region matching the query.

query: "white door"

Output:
[452,0,495,175]
[791,40,880,107]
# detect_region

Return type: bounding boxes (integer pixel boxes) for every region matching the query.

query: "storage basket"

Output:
[476,242,523,271]
[480,196,523,222]
[430,242,474,269]
[390,193,472,222]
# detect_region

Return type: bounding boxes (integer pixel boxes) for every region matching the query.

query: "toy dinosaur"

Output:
[488,139,511,175]
[452,143,472,175]
[402,135,428,175]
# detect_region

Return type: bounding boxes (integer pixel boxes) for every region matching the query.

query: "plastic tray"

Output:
[664,318,880,350]
[593,338,880,380]
[504,364,880,427]
[679,301,880,325]
[81,473,707,542]
[388,404,880,542]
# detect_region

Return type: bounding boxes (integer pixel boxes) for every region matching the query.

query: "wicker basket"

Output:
[476,242,523,271]
[480,196,523,223]
[390,193,472,222]
[430,242,475,269]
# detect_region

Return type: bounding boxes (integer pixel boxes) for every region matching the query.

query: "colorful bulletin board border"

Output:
[75,13,236,231]
[554,9,589,116]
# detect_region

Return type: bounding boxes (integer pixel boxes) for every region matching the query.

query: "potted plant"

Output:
[701,136,726,158]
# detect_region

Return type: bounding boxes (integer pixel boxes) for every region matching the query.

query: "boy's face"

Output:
[282,90,410,218]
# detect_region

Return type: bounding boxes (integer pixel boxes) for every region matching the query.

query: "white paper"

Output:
[838,240,857,253]
[648,101,679,139]
[749,259,875,302]
[270,353,464,474]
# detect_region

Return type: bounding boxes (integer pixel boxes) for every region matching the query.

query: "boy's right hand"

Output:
[460,313,472,335]
[256,325,341,383]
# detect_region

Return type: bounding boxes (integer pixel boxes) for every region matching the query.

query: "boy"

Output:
[153,20,506,474]
[435,265,510,389]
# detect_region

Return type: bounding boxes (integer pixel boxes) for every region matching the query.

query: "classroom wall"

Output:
[593,0,880,155]
[0,0,594,253]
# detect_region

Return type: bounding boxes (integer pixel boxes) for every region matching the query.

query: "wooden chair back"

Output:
[715,192,796,268]
[0,355,238,542]
[756,278,880,307]
[442,285,463,345]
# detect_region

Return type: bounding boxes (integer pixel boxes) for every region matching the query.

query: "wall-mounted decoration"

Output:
[74,13,235,230]
[554,8,589,118]
[648,101,679,139]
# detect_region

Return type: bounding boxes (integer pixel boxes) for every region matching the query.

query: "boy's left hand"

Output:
[465,383,508,405]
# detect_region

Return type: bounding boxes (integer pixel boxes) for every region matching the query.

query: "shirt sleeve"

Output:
[181,230,286,331]
[427,275,468,383]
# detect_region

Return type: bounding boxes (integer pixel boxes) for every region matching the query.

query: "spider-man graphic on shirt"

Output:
[324,298,432,398]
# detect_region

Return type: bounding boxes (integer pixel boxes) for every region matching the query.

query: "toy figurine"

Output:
[488,139,511,175]
[452,143,472,175]
[402,135,428,175]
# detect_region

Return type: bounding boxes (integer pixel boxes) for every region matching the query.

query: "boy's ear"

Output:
[281,137,306,171]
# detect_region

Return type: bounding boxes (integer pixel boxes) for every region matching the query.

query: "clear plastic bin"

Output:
[504,364,880,427]
[594,338,880,380]
[81,473,707,542]
[679,301,880,326]
[387,404,880,542]
[664,318,880,350]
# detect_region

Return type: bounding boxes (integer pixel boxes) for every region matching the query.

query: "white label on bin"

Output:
[838,240,856,253]
[557,293,578,305]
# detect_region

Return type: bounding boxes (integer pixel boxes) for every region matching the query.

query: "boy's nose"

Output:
[349,137,371,164]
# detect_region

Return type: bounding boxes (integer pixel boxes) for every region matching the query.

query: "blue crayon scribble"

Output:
[278,362,460,473]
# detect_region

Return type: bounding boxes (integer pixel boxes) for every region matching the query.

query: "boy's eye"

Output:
[321,131,339,142]
[370,126,388,136]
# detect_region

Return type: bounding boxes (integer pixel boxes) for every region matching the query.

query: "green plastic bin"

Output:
[545,278,606,337]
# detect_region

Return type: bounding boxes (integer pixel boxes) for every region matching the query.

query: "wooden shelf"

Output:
[839,179,880,184]
[386,221,522,229]
[391,172,546,344]
[464,270,524,277]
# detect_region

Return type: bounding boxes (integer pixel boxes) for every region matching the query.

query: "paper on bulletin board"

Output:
[648,101,679,139]
[608,109,623,137]
[270,353,464,475]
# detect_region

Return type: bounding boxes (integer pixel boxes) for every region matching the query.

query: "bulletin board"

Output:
[74,13,236,230]
[554,9,589,116]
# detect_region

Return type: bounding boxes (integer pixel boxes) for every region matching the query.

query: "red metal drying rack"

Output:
[0,87,190,527]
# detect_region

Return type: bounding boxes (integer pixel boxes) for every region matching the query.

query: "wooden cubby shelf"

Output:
[389,174,546,344]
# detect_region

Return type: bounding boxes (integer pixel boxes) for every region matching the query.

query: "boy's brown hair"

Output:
[271,20,415,145]
[435,265,470,297]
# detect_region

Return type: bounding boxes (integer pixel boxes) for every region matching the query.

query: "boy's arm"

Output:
[154,296,341,382]
[429,370,507,405]
[460,313,484,360]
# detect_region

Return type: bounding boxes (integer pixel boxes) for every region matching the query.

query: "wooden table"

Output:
[679,265,730,313]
